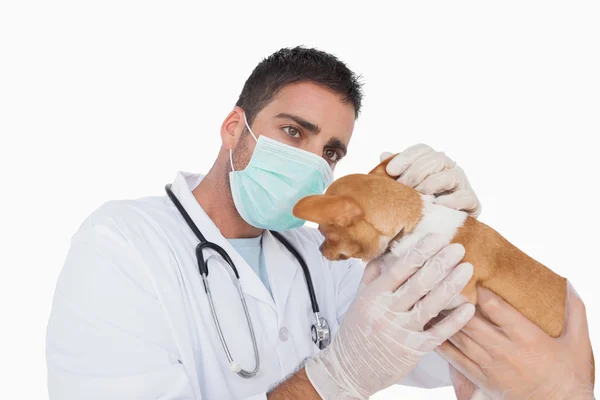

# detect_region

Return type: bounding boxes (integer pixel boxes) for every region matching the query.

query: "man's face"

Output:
[228,81,356,172]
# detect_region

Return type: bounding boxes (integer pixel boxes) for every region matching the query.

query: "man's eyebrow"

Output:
[326,137,348,157]
[274,113,321,134]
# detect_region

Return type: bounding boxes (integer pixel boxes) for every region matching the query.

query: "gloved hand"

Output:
[448,363,482,400]
[380,144,482,218]
[304,233,476,399]
[436,284,596,400]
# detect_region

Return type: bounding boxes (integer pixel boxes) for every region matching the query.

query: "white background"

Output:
[1,1,599,398]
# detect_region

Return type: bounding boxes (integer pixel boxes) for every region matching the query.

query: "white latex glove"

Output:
[381,144,482,218]
[304,233,476,399]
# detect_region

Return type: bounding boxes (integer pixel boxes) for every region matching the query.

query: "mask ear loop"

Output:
[243,112,259,141]
[229,150,235,172]
[230,112,259,172]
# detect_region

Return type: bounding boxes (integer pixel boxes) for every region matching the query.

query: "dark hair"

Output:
[235,46,364,126]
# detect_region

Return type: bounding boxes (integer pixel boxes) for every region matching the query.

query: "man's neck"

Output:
[192,161,263,239]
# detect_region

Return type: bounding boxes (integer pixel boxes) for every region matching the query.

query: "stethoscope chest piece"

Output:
[311,315,331,350]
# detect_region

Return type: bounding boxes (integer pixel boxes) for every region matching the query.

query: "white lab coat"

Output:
[46,171,452,399]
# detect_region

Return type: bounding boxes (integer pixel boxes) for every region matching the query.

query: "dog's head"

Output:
[293,156,424,262]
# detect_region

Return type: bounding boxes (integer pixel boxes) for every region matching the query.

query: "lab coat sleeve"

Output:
[332,258,452,389]
[45,212,196,400]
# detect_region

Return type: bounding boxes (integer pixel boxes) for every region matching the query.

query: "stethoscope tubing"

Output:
[164,183,328,379]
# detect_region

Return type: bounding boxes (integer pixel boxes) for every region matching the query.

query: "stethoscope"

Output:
[165,184,330,379]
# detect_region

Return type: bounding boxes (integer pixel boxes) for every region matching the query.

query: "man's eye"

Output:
[324,149,341,162]
[283,126,301,138]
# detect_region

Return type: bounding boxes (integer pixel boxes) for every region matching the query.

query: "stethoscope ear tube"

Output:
[196,242,240,279]
[270,231,320,314]
[165,184,207,243]
[196,244,210,277]
[270,231,330,349]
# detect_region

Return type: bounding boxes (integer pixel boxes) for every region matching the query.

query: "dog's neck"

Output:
[385,194,468,257]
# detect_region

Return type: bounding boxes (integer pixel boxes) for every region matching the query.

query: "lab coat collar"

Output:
[169,171,276,312]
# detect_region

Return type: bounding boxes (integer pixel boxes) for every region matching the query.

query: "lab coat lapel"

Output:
[170,172,276,312]
[262,231,300,319]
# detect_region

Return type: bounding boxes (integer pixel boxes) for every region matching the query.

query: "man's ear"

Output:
[293,194,364,227]
[368,153,398,177]
[220,107,245,150]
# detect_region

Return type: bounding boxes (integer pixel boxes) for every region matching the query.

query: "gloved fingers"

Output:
[384,144,435,177]
[370,233,453,293]
[433,189,481,218]
[448,330,493,366]
[375,324,431,354]
[562,280,591,345]
[448,365,482,400]
[397,152,457,188]
[414,167,464,196]
[459,309,513,353]
[409,262,474,329]
[435,339,485,383]
[474,286,544,345]
[425,303,476,348]
[359,255,386,290]
[390,243,466,311]
[379,151,395,162]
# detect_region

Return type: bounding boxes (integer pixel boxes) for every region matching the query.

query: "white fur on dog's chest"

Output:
[389,195,468,258]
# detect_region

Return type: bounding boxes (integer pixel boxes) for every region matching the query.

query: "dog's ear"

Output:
[368,153,398,177]
[293,194,364,227]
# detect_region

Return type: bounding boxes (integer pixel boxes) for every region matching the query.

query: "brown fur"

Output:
[294,172,423,261]
[294,155,594,382]
[452,217,565,337]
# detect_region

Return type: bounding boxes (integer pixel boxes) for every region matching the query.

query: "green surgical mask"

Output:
[229,113,334,231]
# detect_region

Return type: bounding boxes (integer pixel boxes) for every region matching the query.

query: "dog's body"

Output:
[293,156,593,398]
